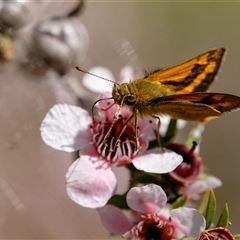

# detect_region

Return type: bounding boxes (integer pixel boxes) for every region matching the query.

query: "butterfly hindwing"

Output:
[148,92,240,122]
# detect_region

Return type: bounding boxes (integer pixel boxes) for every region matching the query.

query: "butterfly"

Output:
[77,48,240,147]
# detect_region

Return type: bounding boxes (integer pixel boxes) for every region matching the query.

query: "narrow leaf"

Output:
[205,189,217,229]
[217,203,230,228]
[198,189,210,214]
[234,234,240,240]
[172,195,188,209]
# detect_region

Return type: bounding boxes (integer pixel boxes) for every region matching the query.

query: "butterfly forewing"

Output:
[144,48,226,94]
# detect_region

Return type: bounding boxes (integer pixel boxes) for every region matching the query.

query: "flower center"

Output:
[91,114,139,163]
[129,214,175,240]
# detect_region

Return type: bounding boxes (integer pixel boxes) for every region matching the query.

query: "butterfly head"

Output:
[112,83,137,108]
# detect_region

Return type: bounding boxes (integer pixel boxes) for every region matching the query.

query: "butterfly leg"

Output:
[134,113,140,151]
[91,97,117,145]
[113,113,135,151]
[103,114,118,146]
[152,115,163,149]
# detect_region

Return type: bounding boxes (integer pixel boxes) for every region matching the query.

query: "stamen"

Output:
[109,137,114,152]
[111,145,121,163]
[96,130,104,146]
[106,138,115,161]
[121,140,127,156]
[97,142,104,155]
[92,132,99,143]
[94,122,101,132]
[125,139,132,157]
[101,143,107,158]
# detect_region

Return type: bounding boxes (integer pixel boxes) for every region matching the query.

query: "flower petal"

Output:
[119,65,135,84]
[82,66,115,93]
[66,156,117,208]
[171,207,206,237]
[96,92,119,120]
[126,184,167,214]
[40,104,92,152]
[178,175,222,200]
[98,205,134,234]
[138,116,157,142]
[159,115,172,136]
[132,148,183,174]
[159,116,187,136]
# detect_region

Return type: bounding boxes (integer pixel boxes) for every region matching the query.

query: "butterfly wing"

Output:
[144,48,226,94]
[148,92,240,122]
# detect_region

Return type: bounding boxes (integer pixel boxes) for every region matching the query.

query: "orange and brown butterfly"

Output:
[77,48,240,143]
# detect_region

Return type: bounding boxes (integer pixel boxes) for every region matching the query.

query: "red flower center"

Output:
[91,114,139,163]
[125,214,175,240]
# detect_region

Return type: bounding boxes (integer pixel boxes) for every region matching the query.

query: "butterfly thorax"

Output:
[113,79,173,115]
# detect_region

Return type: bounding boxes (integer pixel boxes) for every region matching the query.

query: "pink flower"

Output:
[40,93,182,208]
[98,184,206,239]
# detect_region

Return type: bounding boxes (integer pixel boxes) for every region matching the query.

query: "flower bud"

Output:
[0,1,37,33]
[167,142,202,185]
[33,16,88,75]
[196,227,234,240]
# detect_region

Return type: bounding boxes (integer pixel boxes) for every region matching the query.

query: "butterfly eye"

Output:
[124,95,136,106]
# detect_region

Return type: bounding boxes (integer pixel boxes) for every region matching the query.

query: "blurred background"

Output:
[0,1,240,238]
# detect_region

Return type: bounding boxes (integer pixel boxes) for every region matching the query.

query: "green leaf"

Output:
[234,234,240,240]
[172,195,188,209]
[182,238,195,240]
[198,189,210,214]
[205,189,217,229]
[148,118,177,148]
[161,118,177,146]
[130,173,157,185]
[217,203,230,228]
[107,194,129,209]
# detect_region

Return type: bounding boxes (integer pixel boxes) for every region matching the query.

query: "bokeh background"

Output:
[1,1,240,239]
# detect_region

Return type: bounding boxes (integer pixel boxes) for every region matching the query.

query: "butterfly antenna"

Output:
[76,67,119,85]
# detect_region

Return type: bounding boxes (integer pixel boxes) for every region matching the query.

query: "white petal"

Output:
[126,184,167,214]
[177,119,187,129]
[132,148,183,174]
[119,65,135,84]
[159,116,187,136]
[179,175,222,199]
[40,104,92,152]
[66,156,117,208]
[171,207,206,237]
[159,115,171,135]
[98,205,134,234]
[82,66,115,93]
